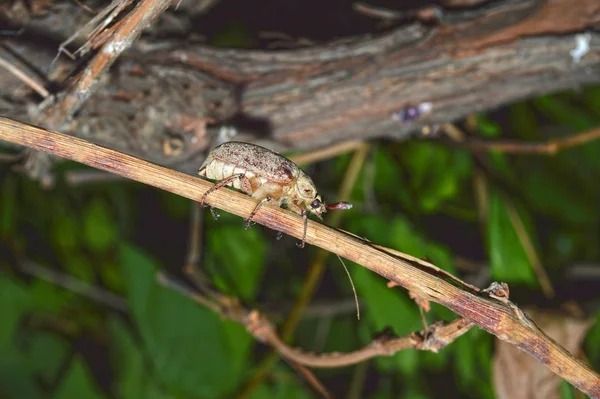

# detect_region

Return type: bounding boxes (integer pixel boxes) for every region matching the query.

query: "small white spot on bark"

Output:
[103,40,128,56]
[570,33,591,64]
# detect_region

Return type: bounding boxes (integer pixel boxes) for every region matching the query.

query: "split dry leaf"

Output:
[493,308,593,399]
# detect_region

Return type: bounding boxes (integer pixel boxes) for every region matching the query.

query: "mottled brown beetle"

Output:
[198,141,352,247]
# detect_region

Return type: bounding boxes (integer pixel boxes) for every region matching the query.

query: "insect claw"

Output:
[296,241,305,249]
[243,219,255,230]
[199,191,213,208]
[210,207,220,220]
[276,231,284,240]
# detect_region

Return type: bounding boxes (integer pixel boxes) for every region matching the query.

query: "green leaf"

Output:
[84,199,117,253]
[0,276,29,350]
[0,349,44,399]
[389,217,457,274]
[25,332,70,385]
[352,264,421,374]
[318,316,358,355]
[533,95,597,131]
[62,252,96,285]
[583,86,600,119]
[119,244,252,399]
[584,311,600,368]
[109,317,177,399]
[158,191,191,220]
[350,215,456,274]
[520,166,595,224]
[452,328,493,398]
[249,367,312,399]
[399,142,471,212]
[0,175,17,237]
[487,192,537,284]
[206,224,266,301]
[372,148,402,197]
[0,279,52,399]
[28,278,70,313]
[477,114,502,138]
[52,213,79,253]
[509,102,539,140]
[560,380,576,399]
[54,357,106,399]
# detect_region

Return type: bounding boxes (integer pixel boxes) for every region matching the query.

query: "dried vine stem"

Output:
[463,126,600,155]
[158,270,474,368]
[0,116,599,398]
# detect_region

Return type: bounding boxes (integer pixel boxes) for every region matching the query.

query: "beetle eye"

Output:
[311,199,321,208]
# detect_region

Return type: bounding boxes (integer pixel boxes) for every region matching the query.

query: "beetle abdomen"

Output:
[199,158,269,194]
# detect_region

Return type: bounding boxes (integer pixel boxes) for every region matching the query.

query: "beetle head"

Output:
[295,172,325,216]
[296,172,353,218]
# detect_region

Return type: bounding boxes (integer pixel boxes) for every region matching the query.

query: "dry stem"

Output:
[158,271,474,368]
[0,55,49,98]
[461,126,600,155]
[43,0,172,127]
[1,116,598,398]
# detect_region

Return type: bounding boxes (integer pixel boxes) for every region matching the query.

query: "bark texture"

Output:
[1,0,599,175]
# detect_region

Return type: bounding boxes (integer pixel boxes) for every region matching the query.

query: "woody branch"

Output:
[1,0,599,178]
[157,270,475,368]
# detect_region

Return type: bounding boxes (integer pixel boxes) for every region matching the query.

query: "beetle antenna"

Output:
[326,202,353,211]
[336,254,360,320]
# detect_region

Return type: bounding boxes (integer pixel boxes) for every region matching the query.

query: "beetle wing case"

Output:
[201,142,299,184]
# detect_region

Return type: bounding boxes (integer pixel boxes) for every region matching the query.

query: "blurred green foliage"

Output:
[1,85,599,399]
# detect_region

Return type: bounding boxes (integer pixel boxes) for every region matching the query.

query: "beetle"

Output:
[198,141,352,247]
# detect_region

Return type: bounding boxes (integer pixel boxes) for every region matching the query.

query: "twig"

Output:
[284,361,332,399]
[352,2,405,21]
[0,55,49,98]
[57,0,133,61]
[504,195,555,298]
[20,260,128,312]
[184,202,204,270]
[463,126,600,155]
[347,360,369,399]
[64,170,125,185]
[158,271,474,368]
[288,140,366,166]
[0,150,26,163]
[267,317,473,368]
[44,0,172,127]
[1,117,598,398]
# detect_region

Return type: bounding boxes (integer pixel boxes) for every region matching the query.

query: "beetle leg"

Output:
[296,211,308,248]
[200,173,246,205]
[200,173,247,219]
[244,196,272,229]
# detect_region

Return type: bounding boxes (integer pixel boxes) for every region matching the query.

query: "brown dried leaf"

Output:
[493,308,593,399]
